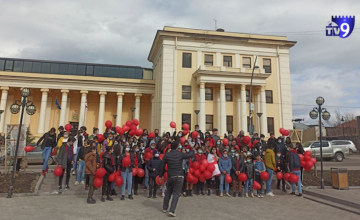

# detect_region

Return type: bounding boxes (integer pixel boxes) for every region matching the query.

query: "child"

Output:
[147,150,161,199]
[101,146,115,202]
[85,146,97,204]
[57,137,75,193]
[75,139,88,186]
[244,155,255,198]
[231,150,244,197]
[192,147,207,195]
[276,150,286,192]
[218,150,232,197]
[254,152,265,198]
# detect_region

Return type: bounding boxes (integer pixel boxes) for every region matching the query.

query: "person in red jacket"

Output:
[204,132,215,147]
[192,147,207,195]
[236,130,246,150]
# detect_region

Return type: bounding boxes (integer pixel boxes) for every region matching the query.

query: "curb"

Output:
[34,174,44,195]
[0,174,43,198]
[303,186,360,189]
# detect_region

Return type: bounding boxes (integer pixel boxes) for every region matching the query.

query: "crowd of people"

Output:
[36,124,304,209]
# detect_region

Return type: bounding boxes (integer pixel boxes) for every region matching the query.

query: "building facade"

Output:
[0,27,296,138]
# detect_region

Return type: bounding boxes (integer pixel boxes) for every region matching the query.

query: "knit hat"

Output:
[150,140,156,145]
[153,150,159,156]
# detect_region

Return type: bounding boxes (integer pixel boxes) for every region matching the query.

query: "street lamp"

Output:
[130,107,136,120]
[257,112,263,135]
[7,88,36,198]
[341,116,345,140]
[309,96,330,189]
[194,110,200,125]
[248,56,259,135]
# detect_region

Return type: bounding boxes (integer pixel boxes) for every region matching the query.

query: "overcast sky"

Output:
[1,0,359,125]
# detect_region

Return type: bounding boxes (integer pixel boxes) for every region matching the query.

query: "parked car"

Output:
[0,146,56,166]
[331,140,357,154]
[303,140,349,162]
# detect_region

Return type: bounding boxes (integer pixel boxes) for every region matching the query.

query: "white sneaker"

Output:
[80,181,85,185]
[257,194,261,198]
[162,192,165,198]
[74,181,79,186]
[251,193,254,198]
[266,192,275,197]
[245,193,248,198]
[72,171,76,175]
[260,194,264,198]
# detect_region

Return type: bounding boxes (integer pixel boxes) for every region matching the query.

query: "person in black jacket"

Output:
[244,155,255,198]
[147,150,161,199]
[194,124,205,141]
[101,146,115,202]
[159,141,194,217]
[289,144,302,197]
[36,127,57,176]
[231,150,245,197]
[276,151,286,192]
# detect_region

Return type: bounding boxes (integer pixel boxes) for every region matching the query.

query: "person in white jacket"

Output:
[72,130,85,175]
[207,147,221,196]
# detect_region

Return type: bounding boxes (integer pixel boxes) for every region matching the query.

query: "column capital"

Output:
[200,82,205,89]
[61,89,69,93]
[99,91,107,95]
[40,88,49,93]
[220,83,226,90]
[260,85,266,92]
[117,92,125,97]
[134,93,142,97]
[1,86,9,91]
[80,90,88,94]
[241,84,246,90]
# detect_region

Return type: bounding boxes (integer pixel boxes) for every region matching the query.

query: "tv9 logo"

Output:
[326,16,355,38]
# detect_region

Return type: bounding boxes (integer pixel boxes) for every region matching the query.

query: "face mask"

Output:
[150,145,154,149]
[196,129,199,131]
[109,137,113,140]
[178,145,183,149]
[231,150,235,153]
[80,133,83,136]
[277,154,281,157]
[224,155,228,158]
[143,137,147,140]
[197,136,200,139]
[261,138,264,141]
[235,153,239,157]
[64,135,68,138]
[206,135,209,138]
[96,132,99,135]
[155,154,159,157]
[141,147,145,150]
[247,160,251,163]
[155,133,158,136]
[278,140,281,143]
[178,134,182,137]
[186,149,190,152]
[125,148,130,152]
[217,142,220,145]
[135,149,139,152]
[198,151,203,154]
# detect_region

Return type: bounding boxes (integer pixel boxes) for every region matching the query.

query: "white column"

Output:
[0,87,9,133]
[216,52,221,66]
[240,84,248,134]
[37,89,49,134]
[59,90,69,126]
[79,90,88,127]
[98,91,107,132]
[216,88,220,129]
[236,87,241,133]
[199,82,206,131]
[220,83,226,135]
[150,94,155,131]
[256,92,261,133]
[116,92,124,126]
[260,86,268,136]
[134,93,142,123]
[235,54,240,68]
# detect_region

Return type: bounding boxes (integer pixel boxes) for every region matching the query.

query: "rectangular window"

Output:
[111,67,120,78]
[182,86,191,100]
[102,66,111,77]
[23,62,33,72]
[94,66,103,76]
[86,66,94,76]
[41,62,51,73]
[32,62,41,73]
[243,57,251,68]
[182,53,192,68]
[267,117,274,134]
[227,116,233,133]
[182,114,191,129]
[0,59,5,71]
[246,90,250,102]
[263,58,271,73]
[265,90,273,103]
[205,87,213,100]
[59,64,69,74]
[68,64,77,75]
[134,68,143,79]
[119,67,127,78]
[225,88,233,102]
[204,54,213,66]
[13,61,24,72]
[5,60,13,71]
[50,63,60,74]
[206,115,213,131]
[76,65,86,75]
[223,56,232,67]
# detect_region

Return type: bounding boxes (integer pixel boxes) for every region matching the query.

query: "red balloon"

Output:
[115,126,121,134]
[207,163,215,172]
[180,137,186,145]
[283,173,291,181]
[243,136,250,144]
[201,159,209,167]
[279,128,285,135]
[300,161,306,168]
[225,174,232,183]
[304,155,311,162]
[182,130,189,136]
[183,123,190,130]
[122,157,131,167]
[305,161,314,170]
[51,147,56,156]
[108,173,116,182]
[94,178,103,188]
[164,172,168,180]
[116,170,121,176]
[159,154,164,160]
[187,173,195,182]
[165,164,168,171]
[115,176,124,186]
[133,119,139,126]
[65,124,72,132]
[276,172,283,180]
[129,130,136,136]
[304,167,312,172]
[189,167,194,174]
[253,180,261,190]
[95,168,106,178]
[192,131,199,140]
[260,171,269,180]
[248,143,253,149]
[126,120,133,127]
[222,138,229,146]
[298,154,304,161]
[24,146,35,153]
[304,151,312,158]
[148,132,155,139]
[137,168,145,177]
[199,164,206,172]
[199,174,206,182]
[122,125,130,131]
[105,120,112,129]
[97,134,104,143]
[290,174,299,183]
[54,166,63,177]
[136,129,143,136]
[170,121,176,128]
[130,124,137,131]
[192,161,200,170]
[132,168,138,177]
[253,140,259,146]
[191,177,198,185]
[203,170,212,179]
[144,152,151,160]
[238,173,247,182]
[310,158,317,164]
[193,169,201,178]
[283,130,290,136]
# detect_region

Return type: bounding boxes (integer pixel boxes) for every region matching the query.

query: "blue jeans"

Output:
[73,148,80,171]
[144,164,149,188]
[245,179,254,193]
[42,147,52,170]
[266,168,274,193]
[76,161,85,182]
[219,173,229,193]
[121,168,133,196]
[291,170,302,194]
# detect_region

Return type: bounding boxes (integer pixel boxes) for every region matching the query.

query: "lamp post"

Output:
[194,110,200,125]
[257,112,263,135]
[130,107,136,120]
[341,116,345,140]
[248,56,259,135]
[7,88,36,198]
[309,96,330,189]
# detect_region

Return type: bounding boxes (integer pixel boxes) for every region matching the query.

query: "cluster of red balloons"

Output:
[279,128,290,136]
[96,119,144,143]
[187,160,215,184]
[132,168,145,178]
[283,173,299,183]
[301,151,316,171]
